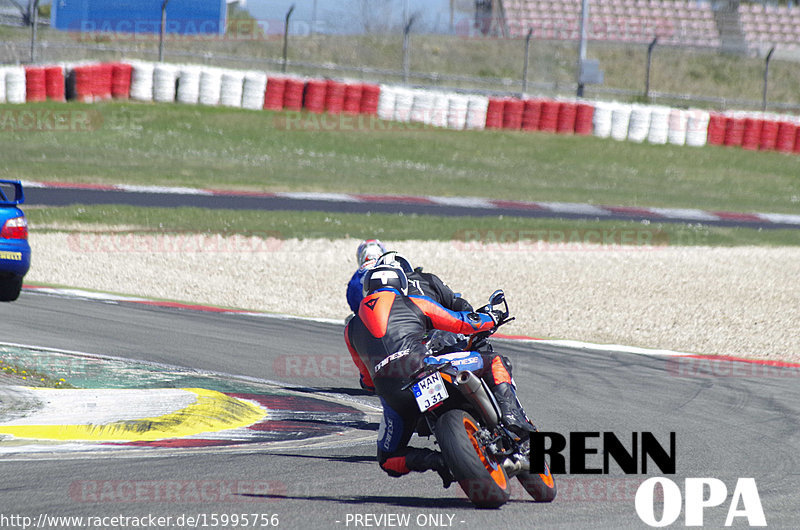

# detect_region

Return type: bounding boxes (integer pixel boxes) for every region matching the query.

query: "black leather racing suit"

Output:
[344,286,516,479]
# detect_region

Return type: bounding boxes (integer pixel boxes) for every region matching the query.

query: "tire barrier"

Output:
[776,121,798,153]
[11,58,800,156]
[592,101,614,138]
[741,116,762,151]
[574,103,594,135]
[242,71,267,111]
[303,79,327,113]
[360,84,381,115]
[556,101,578,134]
[706,113,727,146]
[220,70,245,108]
[110,63,131,100]
[627,104,651,143]
[129,61,154,102]
[376,84,396,121]
[176,65,201,105]
[198,67,222,106]
[0,67,6,103]
[5,66,27,104]
[447,94,470,130]
[324,80,346,114]
[647,106,670,145]
[667,108,689,146]
[610,104,632,141]
[393,88,415,123]
[685,110,710,147]
[759,117,779,151]
[465,95,489,130]
[430,93,449,128]
[24,67,47,103]
[539,99,560,132]
[282,78,304,111]
[522,99,542,131]
[153,63,178,103]
[502,98,524,130]
[263,76,287,110]
[343,83,363,114]
[724,114,746,147]
[411,90,436,125]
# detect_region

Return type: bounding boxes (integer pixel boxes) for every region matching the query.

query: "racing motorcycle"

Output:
[402,290,557,508]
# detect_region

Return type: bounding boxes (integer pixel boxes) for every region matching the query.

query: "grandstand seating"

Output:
[504,0,720,48]
[738,3,800,52]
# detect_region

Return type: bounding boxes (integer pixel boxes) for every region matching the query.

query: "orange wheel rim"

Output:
[463,416,507,489]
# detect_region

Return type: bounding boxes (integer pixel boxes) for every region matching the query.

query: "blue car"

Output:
[0,180,31,302]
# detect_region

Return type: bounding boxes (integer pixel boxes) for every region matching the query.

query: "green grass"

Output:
[3,101,799,215]
[26,205,800,247]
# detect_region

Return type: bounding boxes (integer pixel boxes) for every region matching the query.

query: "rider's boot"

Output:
[404,448,455,488]
[493,382,536,441]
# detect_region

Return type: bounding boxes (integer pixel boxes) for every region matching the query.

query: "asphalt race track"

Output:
[23,186,800,231]
[1,291,798,529]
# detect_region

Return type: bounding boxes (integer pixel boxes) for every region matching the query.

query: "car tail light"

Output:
[1,216,28,240]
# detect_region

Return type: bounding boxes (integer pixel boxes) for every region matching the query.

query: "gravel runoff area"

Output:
[26,232,800,363]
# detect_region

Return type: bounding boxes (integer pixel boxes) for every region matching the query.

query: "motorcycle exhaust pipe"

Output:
[454,370,500,429]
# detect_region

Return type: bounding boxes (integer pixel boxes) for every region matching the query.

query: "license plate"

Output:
[412,371,449,412]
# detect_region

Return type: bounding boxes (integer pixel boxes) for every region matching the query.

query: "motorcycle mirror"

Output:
[489,289,505,306]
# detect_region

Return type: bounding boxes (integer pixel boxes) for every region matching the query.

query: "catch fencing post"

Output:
[763,46,775,112]
[159,0,170,62]
[522,28,533,94]
[29,0,40,63]
[282,4,295,73]
[403,14,416,84]
[645,37,657,101]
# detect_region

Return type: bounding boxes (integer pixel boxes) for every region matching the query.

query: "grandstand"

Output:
[739,3,800,53]
[503,0,720,48]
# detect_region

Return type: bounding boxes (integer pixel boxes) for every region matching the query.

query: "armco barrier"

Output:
[13,58,800,156]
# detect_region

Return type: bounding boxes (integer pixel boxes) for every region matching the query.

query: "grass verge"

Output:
[3,101,800,215]
[27,205,800,246]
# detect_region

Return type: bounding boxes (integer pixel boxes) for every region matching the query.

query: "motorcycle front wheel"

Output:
[436,409,511,508]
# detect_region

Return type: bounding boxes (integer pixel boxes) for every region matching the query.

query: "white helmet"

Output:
[356,239,387,269]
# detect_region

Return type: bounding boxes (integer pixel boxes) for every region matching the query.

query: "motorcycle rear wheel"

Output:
[436,410,511,508]
[516,459,557,502]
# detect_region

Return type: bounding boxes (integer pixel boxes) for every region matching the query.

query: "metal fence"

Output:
[3,16,800,113]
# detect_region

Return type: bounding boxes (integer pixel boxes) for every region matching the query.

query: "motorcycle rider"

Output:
[347,239,388,315]
[343,263,534,487]
[347,243,472,393]
[347,243,472,314]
